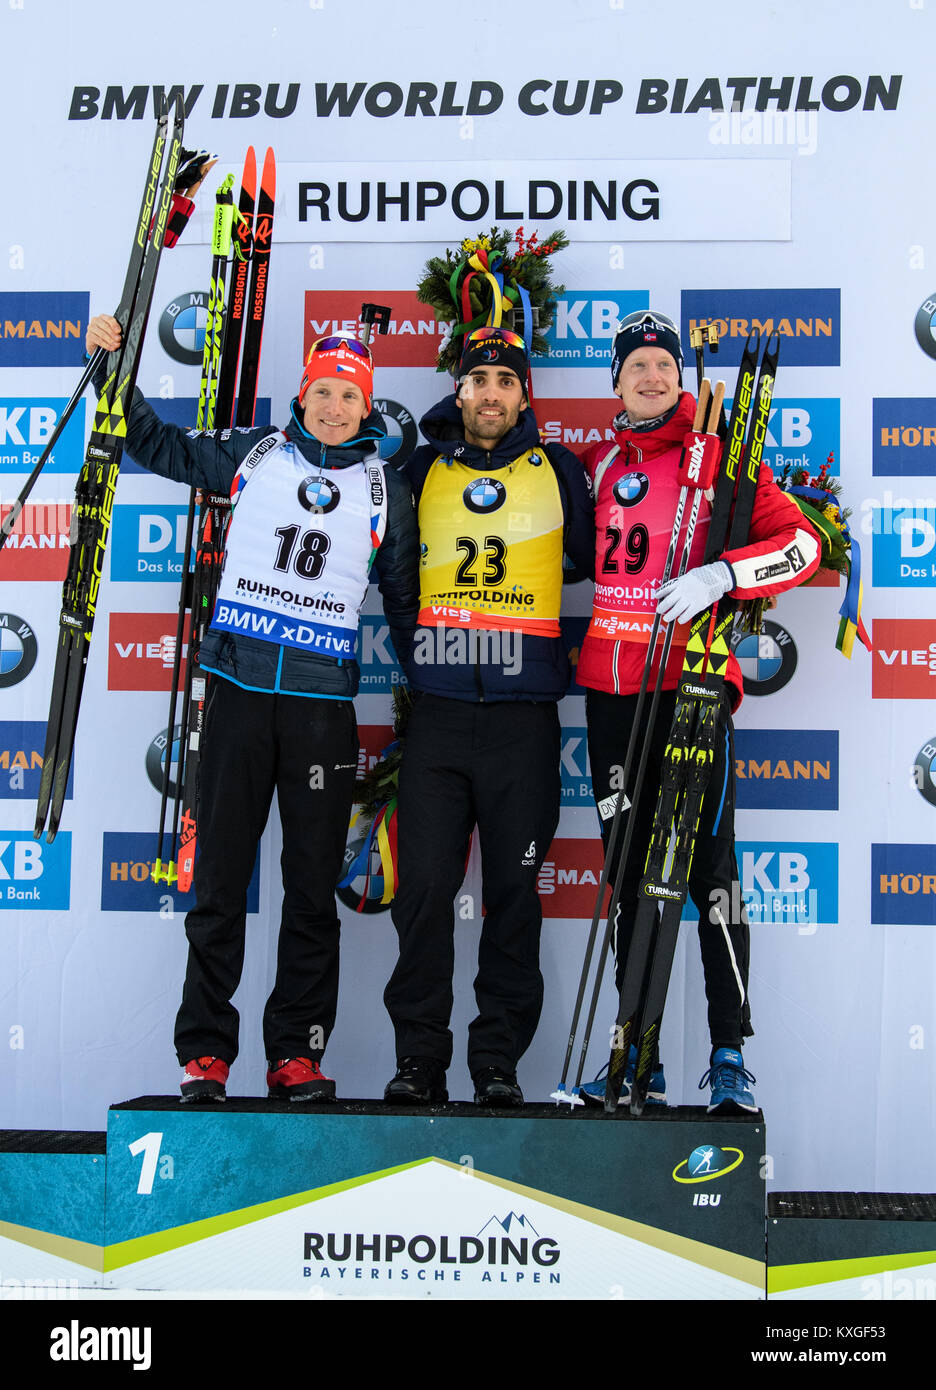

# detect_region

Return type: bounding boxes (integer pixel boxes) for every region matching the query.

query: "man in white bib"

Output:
[86,315,419,1102]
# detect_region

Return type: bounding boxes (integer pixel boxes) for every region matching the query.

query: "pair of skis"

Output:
[34,99,186,843]
[553,329,779,1115]
[152,149,276,889]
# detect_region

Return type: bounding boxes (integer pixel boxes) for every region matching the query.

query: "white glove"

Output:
[656,561,733,625]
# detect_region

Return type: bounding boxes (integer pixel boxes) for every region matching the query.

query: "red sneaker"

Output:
[267,1057,336,1102]
[180,1056,228,1103]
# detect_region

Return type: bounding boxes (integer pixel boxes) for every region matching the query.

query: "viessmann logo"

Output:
[538,838,604,919]
[304,291,450,368]
[0,502,70,581]
[107,613,188,691]
[872,619,936,698]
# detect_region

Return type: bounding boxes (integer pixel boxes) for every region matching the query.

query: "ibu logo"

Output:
[673,1145,744,1183]
[0,832,71,909]
[541,290,647,366]
[560,727,592,804]
[872,506,936,586]
[110,505,193,581]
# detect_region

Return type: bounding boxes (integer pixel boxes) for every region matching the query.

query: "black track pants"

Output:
[174,678,358,1066]
[586,685,752,1050]
[385,695,561,1073]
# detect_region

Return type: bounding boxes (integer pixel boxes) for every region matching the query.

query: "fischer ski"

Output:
[35,99,184,843]
[603,331,779,1116]
[551,376,725,1106]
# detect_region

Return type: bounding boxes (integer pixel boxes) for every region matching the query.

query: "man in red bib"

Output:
[579,310,820,1113]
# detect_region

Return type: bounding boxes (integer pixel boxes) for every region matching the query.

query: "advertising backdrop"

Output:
[0,0,933,1197]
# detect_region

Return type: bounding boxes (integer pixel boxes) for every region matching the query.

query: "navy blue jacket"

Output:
[118,386,420,698]
[401,394,594,702]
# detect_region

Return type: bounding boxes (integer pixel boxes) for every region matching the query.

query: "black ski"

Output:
[35,99,184,842]
[603,332,779,1116]
[551,378,725,1106]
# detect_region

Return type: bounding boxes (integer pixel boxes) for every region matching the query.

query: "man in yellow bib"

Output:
[383,328,594,1106]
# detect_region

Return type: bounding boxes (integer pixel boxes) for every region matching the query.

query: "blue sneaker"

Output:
[699,1047,758,1114]
[579,1052,666,1107]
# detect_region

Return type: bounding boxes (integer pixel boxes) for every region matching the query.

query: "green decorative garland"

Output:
[416,225,569,376]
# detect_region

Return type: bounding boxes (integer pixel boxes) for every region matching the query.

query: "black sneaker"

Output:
[473,1067,523,1107]
[384,1057,448,1105]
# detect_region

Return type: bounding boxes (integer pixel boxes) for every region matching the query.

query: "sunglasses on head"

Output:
[616,310,678,336]
[464,327,528,351]
[307,335,373,361]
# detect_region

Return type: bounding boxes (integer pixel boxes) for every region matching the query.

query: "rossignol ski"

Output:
[213,147,256,430]
[35,98,184,843]
[550,376,725,1106]
[604,331,780,1116]
[234,146,275,427]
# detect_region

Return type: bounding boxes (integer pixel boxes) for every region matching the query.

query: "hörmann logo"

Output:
[873,399,936,476]
[0,292,89,367]
[0,722,73,801]
[735,730,838,811]
[871,844,936,926]
[681,289,841,366]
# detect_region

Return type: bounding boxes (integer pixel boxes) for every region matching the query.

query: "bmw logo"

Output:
[730,618,797,696]
[611,472,649,508]
[463,477,506,514]
[158,291,210,366]
[372,398,418,461]
[0,614,38,688]
[914,295,936,361]
[146,725,183,799]
[913,737,936,808]
[299,476,341,514]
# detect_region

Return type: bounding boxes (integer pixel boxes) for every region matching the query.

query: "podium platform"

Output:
[2,1100,765,1300]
